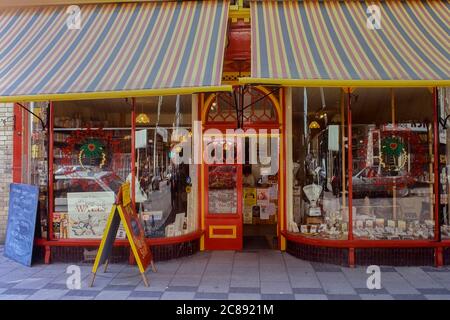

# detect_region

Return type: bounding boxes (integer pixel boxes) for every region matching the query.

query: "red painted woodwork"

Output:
[347,90,354,242]
[12,104,23,183]
[433,88,439,241]
[223,21,251,73]
[204,163,243,250]
[35,230,203,247]
[283,231,447,248]
[202,88,281,251]
[48,102,54,241]
[435,247,444,267]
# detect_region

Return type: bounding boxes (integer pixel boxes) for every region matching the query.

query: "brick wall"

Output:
[0,103,14,243]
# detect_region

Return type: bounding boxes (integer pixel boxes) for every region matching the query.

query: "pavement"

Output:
[1,246,450,300]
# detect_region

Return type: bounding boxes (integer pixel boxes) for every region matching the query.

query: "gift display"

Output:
[353,219,435,240]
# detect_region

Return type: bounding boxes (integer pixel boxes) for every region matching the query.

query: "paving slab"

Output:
[295,294,328,300]
[228,293,261,300]
[381,272,421,295]
[316,272,356,295]
[395,267,443,289]
[95,290,132,300]
[27,289,69,300]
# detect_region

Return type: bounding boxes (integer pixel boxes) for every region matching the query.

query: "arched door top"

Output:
[203,86,281,127]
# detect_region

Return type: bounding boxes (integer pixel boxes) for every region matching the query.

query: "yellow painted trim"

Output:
[256,86,281,123]
[239,78,449,88]
[200,93,205,251]
[209,225,237,239]
[229,0,250,22]
[341,87,356,94]
[279,88,286,251]
[203,93,216,122]
[229,8,250,23]
[91,204,118,274]
[0,85,233,103]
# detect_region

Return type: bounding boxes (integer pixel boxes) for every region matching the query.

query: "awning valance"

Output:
[0,1,231,102]
[242,0,450,87]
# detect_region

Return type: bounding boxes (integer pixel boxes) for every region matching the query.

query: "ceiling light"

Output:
[309,121,320,129]
[135,113,150,124]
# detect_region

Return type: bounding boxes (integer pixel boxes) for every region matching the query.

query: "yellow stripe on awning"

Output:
[0,1,231,102]
[242,0,450,87]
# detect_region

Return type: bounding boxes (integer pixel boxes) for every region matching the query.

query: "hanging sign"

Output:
[90,182,156,287]
[4,184,39,267]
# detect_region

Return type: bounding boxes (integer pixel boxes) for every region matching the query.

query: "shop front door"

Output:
[204,164,243,250]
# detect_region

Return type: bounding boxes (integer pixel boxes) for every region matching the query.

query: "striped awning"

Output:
[243,0,450,87]
[0,1,230,102]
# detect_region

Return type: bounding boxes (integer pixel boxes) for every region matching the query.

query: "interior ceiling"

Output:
[55,88,433,125]
[55,95,192,114]
[292,87,433,124]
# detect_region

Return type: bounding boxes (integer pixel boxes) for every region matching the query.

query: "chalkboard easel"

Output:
[90,183,156,287]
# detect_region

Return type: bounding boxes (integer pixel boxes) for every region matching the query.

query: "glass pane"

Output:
[351,88,435,240]
[440,88,450,239]
[135,95,194,238]
[289,88,348,239]
[53,99,130,239]
[30,102,49,239]
[208,165,237,214]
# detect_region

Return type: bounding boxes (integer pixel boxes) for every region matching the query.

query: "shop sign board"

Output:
[90,183,155,287]
[4,184,39,267]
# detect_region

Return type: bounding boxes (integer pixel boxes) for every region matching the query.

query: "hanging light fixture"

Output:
[135,112,150,124]
[309,120,320,129]
[135,101,150,124]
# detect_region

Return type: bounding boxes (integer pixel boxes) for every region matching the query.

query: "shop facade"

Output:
[0,0,449,266]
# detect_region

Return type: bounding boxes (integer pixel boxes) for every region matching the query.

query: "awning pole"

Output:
[347,89,353,242]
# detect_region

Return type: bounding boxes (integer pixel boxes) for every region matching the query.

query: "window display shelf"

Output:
[35,230,203,249]
[283,231,441,248]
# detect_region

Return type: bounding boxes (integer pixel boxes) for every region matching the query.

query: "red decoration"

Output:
[61,128,121,172]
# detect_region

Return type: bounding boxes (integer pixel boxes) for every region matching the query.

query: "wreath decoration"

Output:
[380,136,408,172]
[381,137,404,157]
[78,139,107,170]
[61,128,120,173]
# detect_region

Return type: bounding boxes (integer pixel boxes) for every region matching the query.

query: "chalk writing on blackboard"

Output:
[4,184,39,267]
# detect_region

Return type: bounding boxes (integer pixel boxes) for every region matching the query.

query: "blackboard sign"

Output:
[4,183,39,267]
[90,183,155,287]
[91,204,122,275]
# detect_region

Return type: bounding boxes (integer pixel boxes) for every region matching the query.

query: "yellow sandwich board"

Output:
[90,182,156,287]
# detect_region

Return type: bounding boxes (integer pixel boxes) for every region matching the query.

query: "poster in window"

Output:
[244,188,257,207]
[256,188,270,204]
[67,191,115,239]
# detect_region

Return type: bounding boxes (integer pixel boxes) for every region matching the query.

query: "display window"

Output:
[133,95,195,238]
[289,88,348,239]
[51,95,197,240]
[288,87,437,241]
[351,88,435,240]
[52,99,131,239]
[440,87,450,240]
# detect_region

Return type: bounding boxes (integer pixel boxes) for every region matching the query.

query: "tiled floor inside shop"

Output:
[1,246,450,300]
